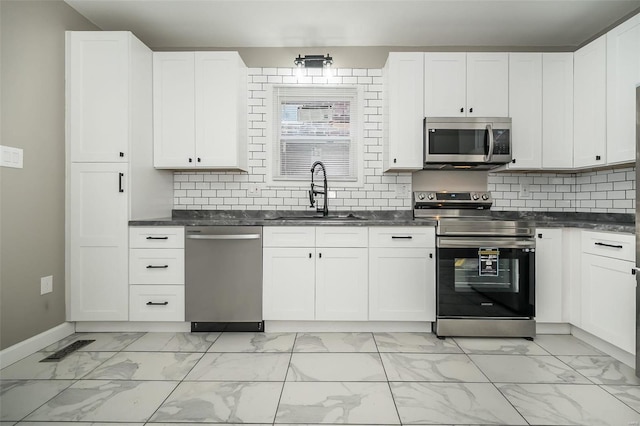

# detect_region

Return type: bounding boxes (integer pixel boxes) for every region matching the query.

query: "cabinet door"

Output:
[369,248,435,321]
[67,32,129,162]
[424,53,467,116]
[153,52,196,168]
[574,36,607,168]
[263,247,315,320]
[69,163,129,321]
[606,14,640,165]
[466,53,509,117]
[581,253,636,353]
[383,52,424,171]
[535,229,564,323]
[316,248,368,321]
[508,53,542,169]
[542,53,574,169]
[196,52,246,169]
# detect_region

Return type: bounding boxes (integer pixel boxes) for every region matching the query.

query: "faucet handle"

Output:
[309,187,315,208]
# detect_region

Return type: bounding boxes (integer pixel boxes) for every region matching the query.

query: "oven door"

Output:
[437,237,535,318]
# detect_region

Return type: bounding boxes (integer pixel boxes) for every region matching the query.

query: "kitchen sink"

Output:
[266,213,367,221]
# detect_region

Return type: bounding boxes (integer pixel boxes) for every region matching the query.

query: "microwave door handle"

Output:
[484,124,494,163]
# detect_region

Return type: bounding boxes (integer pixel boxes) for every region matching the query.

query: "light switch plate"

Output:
[0,145,23,168]
[41,275,53,295]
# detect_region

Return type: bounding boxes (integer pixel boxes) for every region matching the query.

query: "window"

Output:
[270,85,361,183]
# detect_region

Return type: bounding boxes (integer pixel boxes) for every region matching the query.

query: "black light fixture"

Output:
[294,54,334,77]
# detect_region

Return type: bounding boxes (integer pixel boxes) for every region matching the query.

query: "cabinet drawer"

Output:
[316,227,368,248]
[129,249,185,284]
[130,227,184,249]
[581,230,634,262]
[129,285,185,322]
[369,227,435,248]
[264,226,315,247]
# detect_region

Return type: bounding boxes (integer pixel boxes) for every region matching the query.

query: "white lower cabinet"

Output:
[316,248,368,321]
[581,253,636,354]
[535,228,564,323]
[129,285,185,322]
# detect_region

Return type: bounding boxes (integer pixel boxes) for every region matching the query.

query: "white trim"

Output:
[0,322,75,369]
[536,322,571,334]
[571,325,635,368]
[265,321,431,333]
[75,321,191,333]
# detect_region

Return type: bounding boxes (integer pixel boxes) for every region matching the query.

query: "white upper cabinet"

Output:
[573,35,607,168]
[424,53,467,116]
[153,51,248,170]
[383,52,424,171]
[424,52,508,117]
[67,32,130,162]
[508,53,543,169]
[466,53,509,117]
[542,53,574,169]
[606,13,640,165]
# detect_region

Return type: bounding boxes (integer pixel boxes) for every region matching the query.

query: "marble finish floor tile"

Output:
[287,353,386,381]
[208,332,296,352]
[185,353,290,381]
[123,332,220,352]
[276,382,400,424]
[18,423,144,425]
[42,332,144,352]
[454,337,550,355]
[534,334,605,355]
[601,385,640,413]
[0,379,74,421]
[381,353,488,382]
[0,351,115,380]
[470,354,591,383]
[390,382,527,425]
[498,383,640,425]
[557,355,640,385]
[293,332,377,352]
[373,332,463,353]
[150,381,282,423]
[82,352,203,380]
[24,380,177,422]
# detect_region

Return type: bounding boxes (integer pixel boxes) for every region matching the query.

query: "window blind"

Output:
[272,86,359,181]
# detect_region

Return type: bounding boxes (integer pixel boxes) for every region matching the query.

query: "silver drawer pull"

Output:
[187,234,261,240]
[595,242,623,249]
[146,265,169,269]
[146,301,169,306]
[392,236,413,239]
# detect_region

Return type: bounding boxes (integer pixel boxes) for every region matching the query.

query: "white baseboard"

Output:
[0,322,75,369]
[536,323,571,334]
[571,325,635,368]
[75,322,191,333]
[265,321,432,333]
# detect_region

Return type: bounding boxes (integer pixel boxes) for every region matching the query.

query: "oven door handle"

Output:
[437,237,535,249]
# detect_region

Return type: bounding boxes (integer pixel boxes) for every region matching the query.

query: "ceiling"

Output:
[65,0,640,50]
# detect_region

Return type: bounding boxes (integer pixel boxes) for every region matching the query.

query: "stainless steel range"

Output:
[414,191,536,338]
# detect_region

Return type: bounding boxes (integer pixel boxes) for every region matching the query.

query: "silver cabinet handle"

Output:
[484,123,494,163]
[186,234,261,240]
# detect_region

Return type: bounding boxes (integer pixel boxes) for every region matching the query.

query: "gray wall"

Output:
[0,1,97,350]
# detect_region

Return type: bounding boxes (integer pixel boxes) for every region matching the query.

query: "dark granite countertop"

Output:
[129,210,635,233]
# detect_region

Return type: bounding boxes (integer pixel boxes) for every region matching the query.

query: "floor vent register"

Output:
[40,340,95,362]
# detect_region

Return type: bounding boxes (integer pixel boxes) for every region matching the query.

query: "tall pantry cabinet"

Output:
[66,32,173,321]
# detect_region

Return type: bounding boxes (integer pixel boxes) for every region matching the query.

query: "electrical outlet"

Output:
[395,184,410,198]
[519,183,532,199]
[41,275,53,295]
[248,184,261,197]
[0,145,23,169]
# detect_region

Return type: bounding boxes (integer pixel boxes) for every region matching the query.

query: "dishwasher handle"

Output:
[186,234,261,240]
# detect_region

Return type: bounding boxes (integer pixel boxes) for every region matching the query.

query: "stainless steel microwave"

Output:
[424,117,512,169]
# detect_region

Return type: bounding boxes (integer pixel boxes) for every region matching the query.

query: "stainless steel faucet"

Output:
[309,161,329,216]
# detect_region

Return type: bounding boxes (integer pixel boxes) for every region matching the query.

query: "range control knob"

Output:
[472,193,479,200]
[482,193,490,200]
[417,193,426,200]
[427,193,435,200]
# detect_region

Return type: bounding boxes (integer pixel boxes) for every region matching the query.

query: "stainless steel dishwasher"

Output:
[185,226,263,332]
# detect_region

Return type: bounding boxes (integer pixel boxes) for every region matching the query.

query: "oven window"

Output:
[438,247,534,318]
